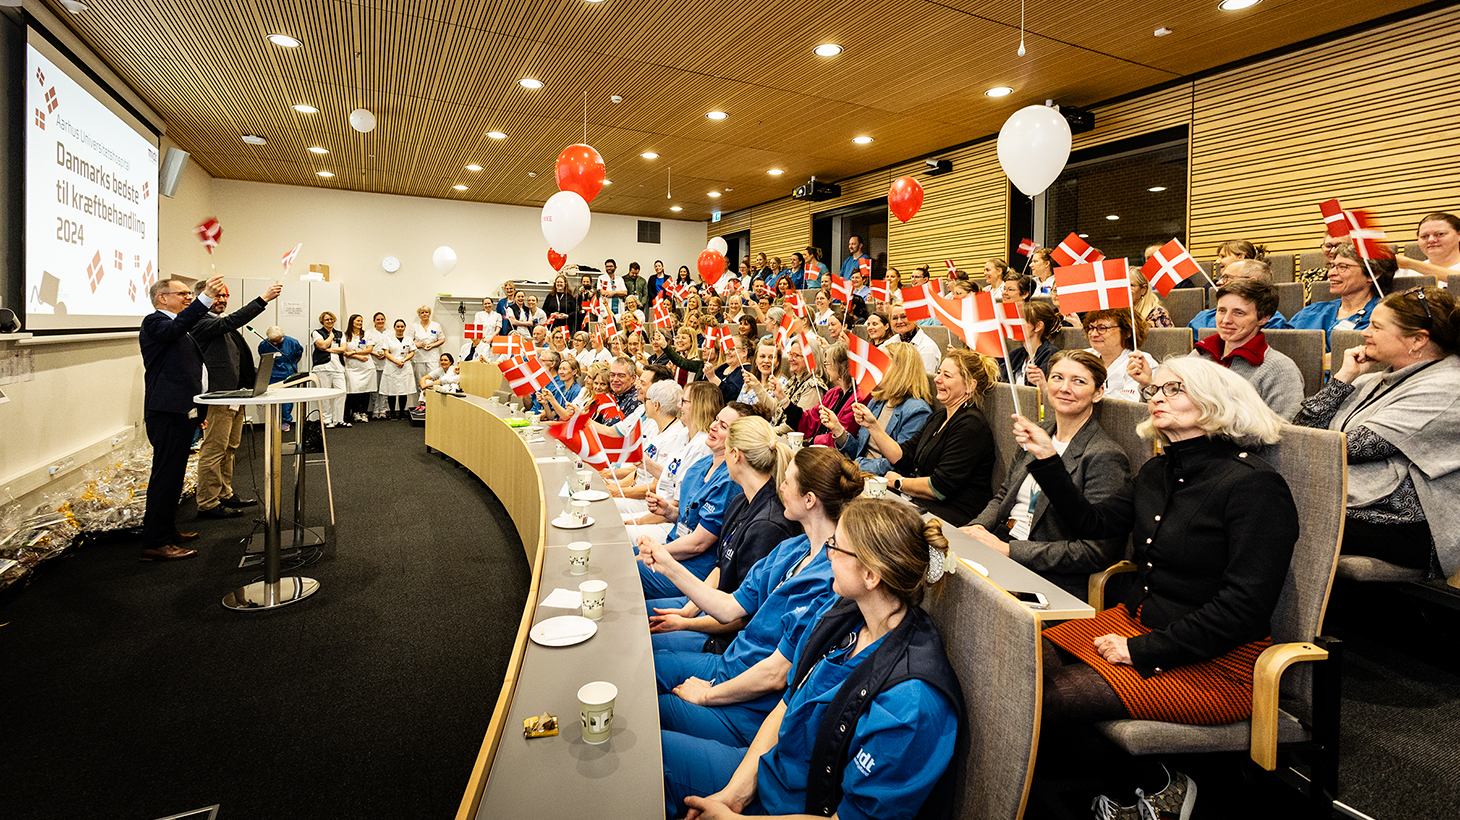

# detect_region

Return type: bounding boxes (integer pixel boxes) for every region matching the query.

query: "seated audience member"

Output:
[1398,212,1460,279]
[570,331,593,368]
[836,344,933,475]
[963,351,1131,598]
[623,382,722,526]
[1294,286,1460,572]
[631,403,750,598]
[599,356,642,421]
[600,364,673,438]
[1018,357,1296,817]
[604,379,687,503]
[812,289,836,326]
[737,314,760,344]
[623,294,646,326]
[625,332,650,369]
[1073,309,1158,402]
[984,258,1010,291]
[997,300,1061,385]
[864,307,893,347]
[885,348,998,526]
[999,270,1038,304]
[1130,267,1174,328]
[884,267,903,302]
[530,324,550,352]
[886,303,942,373]
[419,352,458,390]
[1187,258,1294,331]
[822,312,851,348]
[768,339,825,433]
[1136,279,1304,417]
[525,294,549,328]
[534,357,584,420]
[662,497,964,820]
[1030,248,1056,293]
[783,343,863,448]
[504,290,533,338]
[1213,238,1266,279]
[646,442,865,745]
[1291,244,1396,346]
[740,340,785,407]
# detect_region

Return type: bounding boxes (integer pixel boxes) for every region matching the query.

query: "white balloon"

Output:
[707,236,728,256]
[349,108,377,133]
[541,190,591,254]
[432,246,457,275]
[997,105,1072,198]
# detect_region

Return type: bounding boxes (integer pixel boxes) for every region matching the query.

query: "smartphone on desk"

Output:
[1008,590,1049,610]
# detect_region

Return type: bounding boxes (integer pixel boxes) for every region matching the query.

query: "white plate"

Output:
[530,615,598,647]
[960,558,989,577]
[572,490,610,502]
[551,515,596,530]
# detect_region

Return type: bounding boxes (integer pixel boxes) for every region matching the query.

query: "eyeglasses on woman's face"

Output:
[1140,380,1187,402]
[1085,323,1119,336]
[824,535,857,559]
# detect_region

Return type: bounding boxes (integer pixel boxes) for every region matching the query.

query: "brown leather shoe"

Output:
[139,545,198,562]
[175,531,200,543]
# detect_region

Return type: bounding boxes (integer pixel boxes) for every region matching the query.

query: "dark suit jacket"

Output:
[893,402,995,527]
[972,416,1131,599]
[140,296,214,415]
[191,297,269,391]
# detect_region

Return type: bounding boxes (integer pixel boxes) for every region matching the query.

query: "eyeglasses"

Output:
[160,289,192,300]
[1140,381,1187,402]
[1405,286,1433,321]
[1085,323,1120,334]
[824,535,857,559]
[1326,262,1361,272]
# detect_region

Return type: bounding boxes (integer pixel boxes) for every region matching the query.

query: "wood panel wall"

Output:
[721,5,1460,270]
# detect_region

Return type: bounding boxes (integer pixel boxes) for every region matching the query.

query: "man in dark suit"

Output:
[138,275,224,561]
[191,281,283,518]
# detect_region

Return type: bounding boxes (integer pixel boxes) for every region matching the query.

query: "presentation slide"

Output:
[24,41,159,331]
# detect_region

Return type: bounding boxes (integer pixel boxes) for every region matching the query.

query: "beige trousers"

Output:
[196,403,245,510]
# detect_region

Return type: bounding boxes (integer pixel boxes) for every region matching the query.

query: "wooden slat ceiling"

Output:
[41,0,1433,220]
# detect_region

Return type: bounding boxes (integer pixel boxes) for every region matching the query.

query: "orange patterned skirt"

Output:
[1044,604,1269,725]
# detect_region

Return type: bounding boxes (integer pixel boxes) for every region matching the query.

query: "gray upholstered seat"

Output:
[1161,288,1206,328]
[1196,327,1326,397]
[1298,250,1327,273]
[985,385,1040,488]
[1142,327,1193,363]
[1335,555,1426,583]
[1097,711,1310,756]
[1275,282,1305,323]
[1051,327,1088,350]
[1269,254,1296,284]
[1330,329,1365,361]
[920,324,952,357]
[1450,274,1460,293]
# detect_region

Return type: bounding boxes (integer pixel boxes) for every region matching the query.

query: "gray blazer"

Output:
[972,414,1133,600]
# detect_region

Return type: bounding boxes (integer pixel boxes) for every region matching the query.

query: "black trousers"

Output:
[142,410,197,549]
[1342,516,1433,570]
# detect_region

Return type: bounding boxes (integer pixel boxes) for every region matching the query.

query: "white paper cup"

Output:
[568,541,591,575]
[555,440,568,455]
[578,680,617,744]
[571,500,591,524]
[579,579,607,621]
[575,470,594,492]
[787,431,804,450]
[865,476,888,498]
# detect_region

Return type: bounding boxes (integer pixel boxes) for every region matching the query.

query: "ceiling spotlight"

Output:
[241,134,267,145]
[814,44,843,57]
[767,168,783,176]
[610,95,623,104]
[465,164,483,171]
[292,104,318,113]
[708,191,721,198]
[852,136,873,145]
[670,206,683,212]
[528,172,537,178]
[349,108,376,133]
[1218,0,1261,9]
[1106,214,1120,220]
[985,86,1014,98]
[308,146,329,154]
[266,34,301,48]
[519,78,544,89]
[1154,27,1173,37]
[452,184,468,191]
[705,111,728,120]
[316,171,335,177]
[1077,233,1089,238]
[486,131,508,139]
[641,151,659,159]
[1148,186,1167,192]
[59,0,88,13]
[602,179,612,185]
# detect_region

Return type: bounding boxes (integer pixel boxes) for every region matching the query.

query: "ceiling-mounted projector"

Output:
[793,177,841,202]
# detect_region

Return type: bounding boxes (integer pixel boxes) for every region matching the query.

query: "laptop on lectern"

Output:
[199,352,277,400]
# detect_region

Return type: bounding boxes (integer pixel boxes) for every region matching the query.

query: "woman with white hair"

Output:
[603,378,688,507]
[1013,357,1298,818]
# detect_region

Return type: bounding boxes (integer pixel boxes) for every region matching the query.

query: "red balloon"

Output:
[697,249,727,281]
[547,248,567,271]
[555,143,606,203]
[888,176,924,223]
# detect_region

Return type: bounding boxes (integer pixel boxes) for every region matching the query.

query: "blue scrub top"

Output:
[1186,308,1293,332]
[677,456,735,538]
[712,536,837,678]
[531,375,581,414]
[757,599,959,820]
[1289,295,1381,348]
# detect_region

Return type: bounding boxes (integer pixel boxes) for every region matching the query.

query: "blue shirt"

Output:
[257,335,303,381]
[789,267,806,290]
[704,536,838,679]
[838,398,932,476]
[759,599,959,820]
[531,375,581,414]
[1186,308,1292,332]
[676,455,735,538]
[1289,296,1381,348]
[841,253,871,282]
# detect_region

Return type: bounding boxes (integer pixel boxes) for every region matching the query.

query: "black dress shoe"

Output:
[219,495,257,508]
[198,505,243,518]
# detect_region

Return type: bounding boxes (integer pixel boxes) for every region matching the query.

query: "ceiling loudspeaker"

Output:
[158,147,190,197]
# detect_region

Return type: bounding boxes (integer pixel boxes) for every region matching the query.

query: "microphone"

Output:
[244,324,269,342]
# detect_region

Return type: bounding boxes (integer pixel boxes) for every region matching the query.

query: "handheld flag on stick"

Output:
[1141,239,1203,297]
[1016,238,1038,258]
[464,323,486,341]
[492,335,524,357]
[1050,233,1104,267]
[846,334,893,397]
[1051,259,1133,314]
[589,392,624,422]
[194,218,222,254]
[496,354,551,397]
[281,243,302,272]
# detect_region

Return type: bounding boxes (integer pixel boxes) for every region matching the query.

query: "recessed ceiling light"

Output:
[1218,0,1261,9]
[292,104,318,114]
[452,184,468,191]
[1077,233,1089,238]
[670,206,683,212]
[602,179,612,185]
[708,191,721,198]
[705,111,728,120]
[1148,186,1167,192]
[814,44,843,57]
[267,34,301,48]
[528,172,537,178]
[641,151,659,159]
[1154,27,1173,37]
[1106,214,1120,220]
[465,164,483,171]
[241,134,266,145]
[487,131,508,139]
[307,146,329,154]
[519,78,544,89]
[767,168,783,176]
[985,86,1014,98]
[316,171,334,177]
[852,136,873,145]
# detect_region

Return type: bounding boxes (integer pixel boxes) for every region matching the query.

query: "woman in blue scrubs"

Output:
[643,446,866,747]
[662,497,965,820]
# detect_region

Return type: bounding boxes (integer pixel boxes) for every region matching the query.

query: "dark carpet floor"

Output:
[0,416,530,820]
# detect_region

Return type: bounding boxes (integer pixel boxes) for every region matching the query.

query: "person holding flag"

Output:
[837,344,934,475]
[1184,259,1294,332]
[1291,244,1396,346]
[839,234,873,284]
[802,246,824,288]
[995,301,1061,386]
[783,343,863,448]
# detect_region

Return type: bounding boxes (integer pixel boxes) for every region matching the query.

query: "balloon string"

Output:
[583,91,588,143]
[667,166,672,200]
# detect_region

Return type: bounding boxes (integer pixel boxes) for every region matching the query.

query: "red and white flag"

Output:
[1050,233,1104,267]
[805,260,822,286]
[588,392,624,422]
[497,354,552,397]
[1319,199,1349,238]
[945,260,957,276]
[600,420,645,464]
[846,334,893,396]
[706,325,737,353]
[826,273,853,304]
[663,281,691,303]
[776,313,797,350]
[464,323,486,341]
[868,278,891,303]
[996,298,1027,342]
[899,284,938,322]
[929,291,1004,357]
[492,334,524,357]
[1016,238,1038,258]
[547,415,611,469]
[1052,259,1133,314]
[858,258,872,278]
[1141,239,1202,297]
[194,218,222,254]
[783,292,808,318]
[598,308,618,339]
[281,243,302,271]
[1346,209,1393,263]
[652,300,674,330]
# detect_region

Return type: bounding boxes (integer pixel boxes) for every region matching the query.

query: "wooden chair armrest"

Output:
[1087,561,1136,610]
[1250,641,1328,771]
